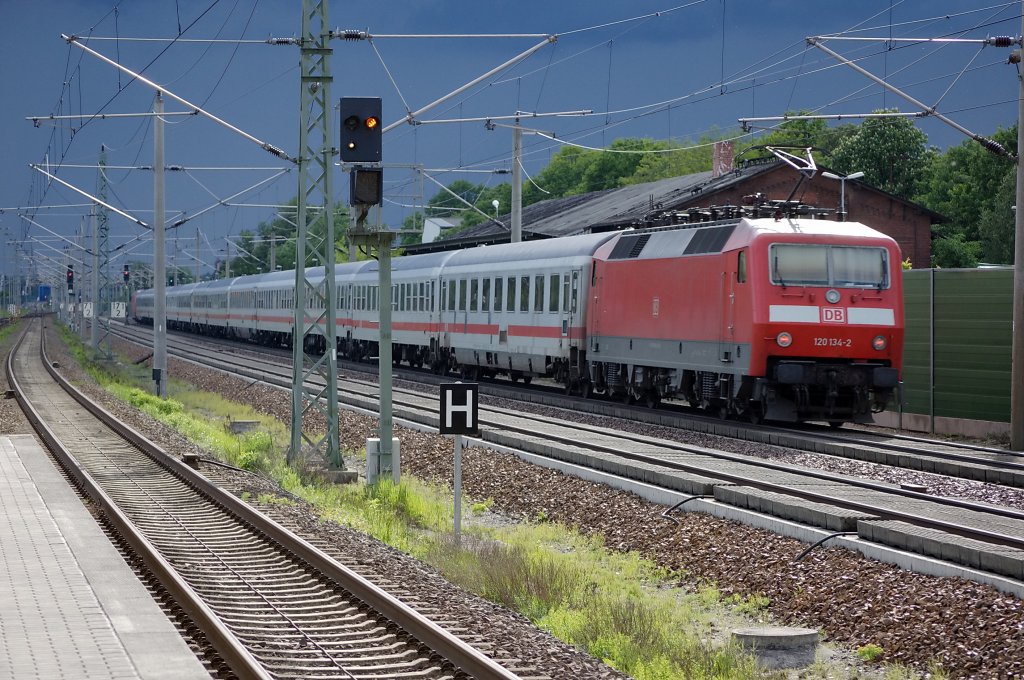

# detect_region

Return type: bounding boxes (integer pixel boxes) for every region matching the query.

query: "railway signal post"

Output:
[344,96,397,483]
[439,382,479,543]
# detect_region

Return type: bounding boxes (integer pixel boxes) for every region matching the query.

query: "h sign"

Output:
[439,382,479,435]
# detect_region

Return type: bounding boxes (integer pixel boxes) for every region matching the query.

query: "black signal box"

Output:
[350,167,383,206]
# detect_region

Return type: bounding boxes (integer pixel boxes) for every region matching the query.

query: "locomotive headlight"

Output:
[872,335,888,351]
[776,332,793,348]
[825,289,841,304]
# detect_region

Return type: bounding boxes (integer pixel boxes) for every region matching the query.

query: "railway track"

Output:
[112,322,1024,488]
[107,323,1024,580]
[7,318,529,680]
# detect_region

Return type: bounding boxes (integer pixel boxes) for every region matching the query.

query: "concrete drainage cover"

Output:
[732,626,818,669]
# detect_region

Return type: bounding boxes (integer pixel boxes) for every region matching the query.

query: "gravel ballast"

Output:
[35,327,1024,678]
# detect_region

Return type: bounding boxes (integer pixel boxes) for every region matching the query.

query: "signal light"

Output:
[122,265,130,284]
[66,265,74,292]
[339,97,382,163]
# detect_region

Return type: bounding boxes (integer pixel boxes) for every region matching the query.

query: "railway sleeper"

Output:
[714,485,878,533]
[858,520,1024,580]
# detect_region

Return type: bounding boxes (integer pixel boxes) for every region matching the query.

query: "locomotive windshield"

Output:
[770,244,889,288]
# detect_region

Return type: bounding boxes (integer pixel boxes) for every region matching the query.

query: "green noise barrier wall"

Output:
[899,267,1012,424]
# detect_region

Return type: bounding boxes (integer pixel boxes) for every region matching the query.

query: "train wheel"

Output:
[645,391,661,409]
[522,376,532,385]
[581,381,592,399]
[828,421,844,429]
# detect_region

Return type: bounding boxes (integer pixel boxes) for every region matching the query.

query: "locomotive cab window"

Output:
[770,244,889,289]
[737,250,747,283]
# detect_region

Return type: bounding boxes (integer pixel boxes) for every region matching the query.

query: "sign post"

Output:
[439,382,479,543]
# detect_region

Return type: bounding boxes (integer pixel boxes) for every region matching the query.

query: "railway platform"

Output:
[0,435,209,680]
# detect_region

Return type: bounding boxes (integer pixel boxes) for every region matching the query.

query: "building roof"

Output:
[404,159,944,255]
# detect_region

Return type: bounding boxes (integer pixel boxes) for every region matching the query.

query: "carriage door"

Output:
[719,265,735,363]
[562,270,581,346]
[441,278,454,348]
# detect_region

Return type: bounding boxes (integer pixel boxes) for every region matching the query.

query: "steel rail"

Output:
[6,319,273,680]
[28,320,524,680]
[108,323,1024,554]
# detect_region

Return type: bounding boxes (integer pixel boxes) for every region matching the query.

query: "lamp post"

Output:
[821,171,864,222]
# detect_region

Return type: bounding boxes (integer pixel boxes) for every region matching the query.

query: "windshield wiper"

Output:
[774,255,787,289]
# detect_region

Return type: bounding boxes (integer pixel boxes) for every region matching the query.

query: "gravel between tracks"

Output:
[1,321,33,435]
[42,327,1024,679]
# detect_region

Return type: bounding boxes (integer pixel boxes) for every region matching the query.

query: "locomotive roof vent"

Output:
[683,224,736,255]
[609,233,652,259]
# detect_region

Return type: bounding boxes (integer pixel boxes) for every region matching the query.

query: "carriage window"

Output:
[549,274,560,312]
[470,279,479,312]
[534,275,545,313]
[494,278,503,312]
[770,244,888,288]
[430,281,435,312]
[481,278,491,312]
[507,277,516,312]
[519,276,530,312]
[737,250,747,283]
[459,279,467,311]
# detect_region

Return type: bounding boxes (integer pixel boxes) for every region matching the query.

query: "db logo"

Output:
[822,307,847,323]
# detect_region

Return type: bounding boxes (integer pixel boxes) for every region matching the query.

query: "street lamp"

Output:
[821,171,864,222]
[492,199,500,221]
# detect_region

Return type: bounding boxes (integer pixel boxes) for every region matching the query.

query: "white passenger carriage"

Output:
[428,233,615,381]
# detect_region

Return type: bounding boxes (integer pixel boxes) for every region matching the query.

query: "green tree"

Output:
[931,233,981,269]
[978,169,1016,264]
[626,134,722,185]
[522,146,593,204]
[225,199,353,275]
[736,113,856,167]
[917,125,1016,266]
[427,179,482,216]
[829,110,931,200]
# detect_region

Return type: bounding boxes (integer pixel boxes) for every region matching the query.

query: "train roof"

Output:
[594,216,898,262]
[165,281,202,295]
[440,231,619,268]
[741,216,894,240]
[360,249,459,275]
[204,276,245,290]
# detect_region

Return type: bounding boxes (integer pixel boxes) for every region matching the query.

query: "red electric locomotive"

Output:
[132,199,902,427]
[582,201,903,425]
